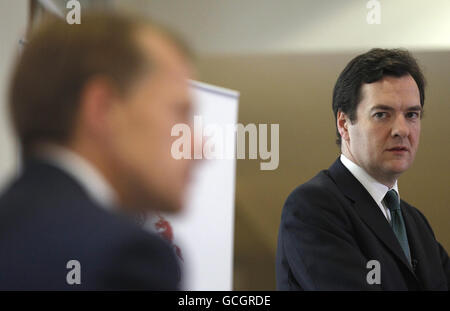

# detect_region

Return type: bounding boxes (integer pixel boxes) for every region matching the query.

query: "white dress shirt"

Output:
[340,154,399,223]
[36,144,119,212]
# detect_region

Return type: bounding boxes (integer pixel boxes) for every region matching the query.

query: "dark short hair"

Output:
[332,48,426,145]
[9,12,190,157]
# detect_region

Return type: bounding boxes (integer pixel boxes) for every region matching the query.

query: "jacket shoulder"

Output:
[284,169,341,209]
[281,169,351,226]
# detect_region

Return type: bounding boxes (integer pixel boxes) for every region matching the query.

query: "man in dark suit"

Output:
[0,13,195,290]
[276,48,450,290]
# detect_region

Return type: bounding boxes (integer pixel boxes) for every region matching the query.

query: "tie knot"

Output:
[384,189,400,211]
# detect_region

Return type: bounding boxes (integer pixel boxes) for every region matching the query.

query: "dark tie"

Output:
[383,189,411,265]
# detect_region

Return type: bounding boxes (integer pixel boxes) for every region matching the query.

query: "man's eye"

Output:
[373,112,387,119]
[406,112,420,119]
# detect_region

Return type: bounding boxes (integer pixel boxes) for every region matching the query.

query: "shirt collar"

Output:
[340,154,399,204]
[36,144,119,211]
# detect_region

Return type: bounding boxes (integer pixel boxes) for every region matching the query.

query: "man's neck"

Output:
[36,143,120,209]
[341,148,398,189]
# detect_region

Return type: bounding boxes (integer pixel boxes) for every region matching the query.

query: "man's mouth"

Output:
[386,146,409,152]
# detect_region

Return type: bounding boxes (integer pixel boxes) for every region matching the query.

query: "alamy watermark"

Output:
[66,259,81,285]
[366,0,381,24]
[366,259,381,285]
[66,0,81,25]
[171,116,279,171]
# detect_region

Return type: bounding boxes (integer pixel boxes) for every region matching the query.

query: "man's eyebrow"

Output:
[370,104,423,112]
[370,104,395,112]
[406,105,423,111]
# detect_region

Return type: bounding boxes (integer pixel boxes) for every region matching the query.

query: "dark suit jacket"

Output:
[0,158,181,290]
[276,158,450,290]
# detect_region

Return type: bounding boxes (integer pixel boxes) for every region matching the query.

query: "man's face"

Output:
[343,74,422,185]
[107,29,195,212]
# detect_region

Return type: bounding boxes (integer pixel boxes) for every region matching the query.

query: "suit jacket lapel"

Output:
[327,158,416,275]
[401,203,429,284]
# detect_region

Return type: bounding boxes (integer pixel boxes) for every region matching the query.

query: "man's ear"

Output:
[77,76,119,140]
[337,110,350,143]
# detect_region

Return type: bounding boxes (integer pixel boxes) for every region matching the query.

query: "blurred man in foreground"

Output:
[277,48,450,290]
[0,12,194,290]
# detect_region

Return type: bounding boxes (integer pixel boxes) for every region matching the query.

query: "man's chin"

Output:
[158,199,184,214]
[383,159,412,176]
[126,189,185,215]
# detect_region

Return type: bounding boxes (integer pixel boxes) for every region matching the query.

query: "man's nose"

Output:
[391,114,409,138]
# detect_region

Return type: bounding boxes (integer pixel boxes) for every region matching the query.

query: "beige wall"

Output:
[196,51,450,290]
[0,1,27,192]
